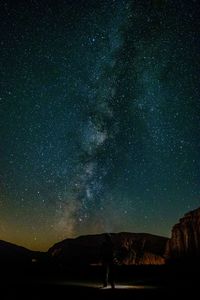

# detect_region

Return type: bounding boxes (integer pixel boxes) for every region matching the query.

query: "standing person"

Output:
[101,233,115,289]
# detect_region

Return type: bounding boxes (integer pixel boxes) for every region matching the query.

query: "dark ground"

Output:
[1,264,198,300]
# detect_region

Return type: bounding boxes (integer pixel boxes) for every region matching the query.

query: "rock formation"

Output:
[2,206,200,269]
[48,232,168,266]
[165,207,200,260]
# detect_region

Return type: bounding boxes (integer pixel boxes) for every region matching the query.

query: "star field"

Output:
[0,0,200,250]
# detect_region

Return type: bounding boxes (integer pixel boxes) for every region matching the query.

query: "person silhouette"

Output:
[101,233,115,289]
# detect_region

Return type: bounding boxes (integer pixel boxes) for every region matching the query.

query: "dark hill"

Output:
[0,239,46,270]
[0,240,33,261]
[48,232,168,266]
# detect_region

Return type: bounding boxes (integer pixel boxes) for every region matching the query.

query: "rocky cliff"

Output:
[165,207,200,260]
[48,232,168,266]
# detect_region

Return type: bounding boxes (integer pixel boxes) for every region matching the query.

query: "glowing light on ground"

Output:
[57,281,157,290]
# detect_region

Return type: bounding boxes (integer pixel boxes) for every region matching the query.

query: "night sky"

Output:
[0,0,200,251]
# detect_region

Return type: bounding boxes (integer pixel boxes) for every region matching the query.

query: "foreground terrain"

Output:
[1,264,199,300]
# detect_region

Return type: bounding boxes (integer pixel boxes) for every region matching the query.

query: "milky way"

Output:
[0,0,200,250]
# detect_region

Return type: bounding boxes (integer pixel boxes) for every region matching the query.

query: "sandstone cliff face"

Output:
[165,207,200,259]
[48,232,168,265]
